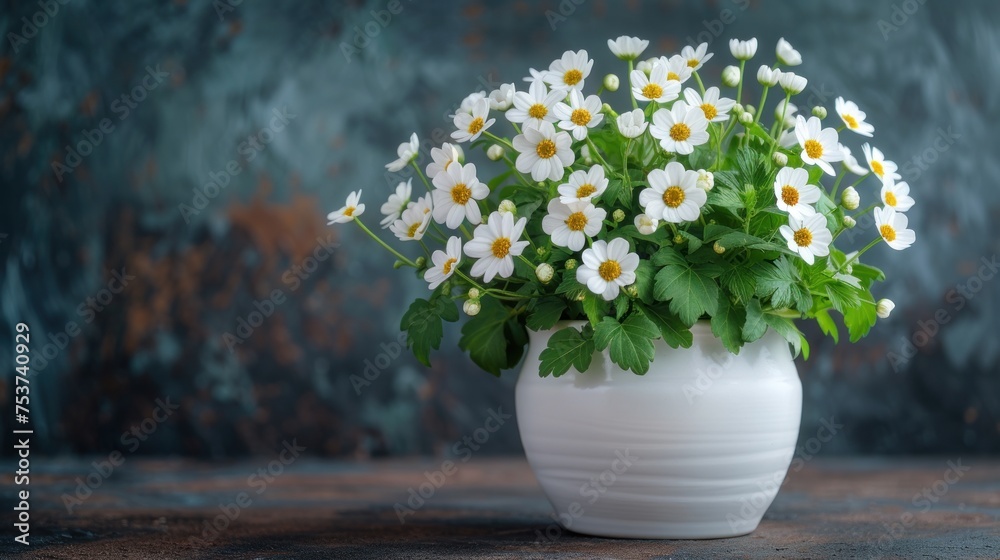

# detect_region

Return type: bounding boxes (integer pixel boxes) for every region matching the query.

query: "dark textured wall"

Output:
[1,0,998,458]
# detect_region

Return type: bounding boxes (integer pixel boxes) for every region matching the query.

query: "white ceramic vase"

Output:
[515,320,802,539]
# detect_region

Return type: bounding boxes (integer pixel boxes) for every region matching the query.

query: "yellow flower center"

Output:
[843,114,858,129]
[344,206,355,217]
[641,83,663,99]
[570,108,591,127]
[451,183,472,205]
[669,123,691,142]
[407,221,422,238]
[781,186,799,206]
[565,212,588,231]
[576,184,597,198]
[536,139,557,159]
[687,58,699,68]
[528,104,548,119]
[563,69,583,86]
[804,139,823,159]
[871,160,885,177]
[662,186,685,208]
[598,260,622,282]
[467,117,485,135]
[442,257,457,275]
[700,103,717,121]
[491,237,512,258]
[884,191,898,207]
[793,227,812,247]
[667,72,680,81]
[880,224,897,242]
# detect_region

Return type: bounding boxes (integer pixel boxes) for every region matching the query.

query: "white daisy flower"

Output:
[488,83,516,111]
[512,121,575,182]
[464,211,530,282]
[327,190,365,224]
[658,55,694,84]
[683,87,736,123]
[553,89,604,140]
[650,101,710,155]
[542,199,606,252]
[607,36,649,61]
[385,132,420,172]
[577,238,640,301]
[681,42,713,70]
[839,144,869,175]
[634,213,659,235]
[773,167,821,219]
[557,165,609,204]
[630,62,681,104]
[425,142,463,179]
[389,204,432,242]
[794,115,843,176]
[639,161,707,223]
[880,181,915,212]
[729,38,758,60]
[506,79,562,128]
[776,38,802,66]
[543,49,593,92]
[451,99,495,143]
[616,108,648,139]
[409,193,433,216]
[453,91,487,116]
[431,161,489,229]
[379,179,412,228]
[779,212,832,265]
[862,143,902,184]
[835,97,874,137]
[874,206,915,250]
[424,236,463,290]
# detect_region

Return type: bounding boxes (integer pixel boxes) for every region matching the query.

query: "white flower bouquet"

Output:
[328,36,915,376]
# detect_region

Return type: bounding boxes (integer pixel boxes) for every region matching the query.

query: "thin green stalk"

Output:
[754,85,770,126]
[627,59,638,109]
[693,71,706,95]
[735,61,746,105]
[768,92,792,159]
[837,237,882,273]
[354,218,418,267]
[586,136,611,168]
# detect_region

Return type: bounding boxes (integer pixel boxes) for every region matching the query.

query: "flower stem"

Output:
[735,61,746,105]
[483,130,515,151]
[627,60,638,109]
[586,136,611,168]
[693,71,706,95]
[354,218,418,268]
[837,237,882,273]
[754,85,770,126]
[768,92,792,159]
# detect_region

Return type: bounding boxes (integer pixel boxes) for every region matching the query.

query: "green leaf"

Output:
[401,297,459,366]
[652,249,720,326]
[538,325,595,377]
[843,291,877,343]
[742,298,768,343]
[677,230,703,254]
[458,297,511,376]
[720,265,758,304]
[815,308,839,343]
[582,293,605,326]
[641,302,693,349]
[711,293,746,354]
[851,263,886,289]
[825,281,862,313]
[602,177,629,206]
[526,297,568,331]
[756,257,812,311]
[762,313,805,358]
[593,313,659,374]
[633,260,656,304]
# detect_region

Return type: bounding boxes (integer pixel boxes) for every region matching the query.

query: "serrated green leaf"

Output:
[652,254,720,326]
[593,313,659,374]
[633,260,656,304]
[641,302,693,349]
[401,297,459,366]
[538,325,595,377]
[742,298,768,343]
[711,294,746,354]
[815,308,839,343]
[582,293,605,326]
[458,297,511,376]
[843,291,877,343]
[826,281,862,313]
[677,229,703,254]
[756,257,812,311]
[526,297,568,331]
[762,313,804,358]
[720,265,758,304]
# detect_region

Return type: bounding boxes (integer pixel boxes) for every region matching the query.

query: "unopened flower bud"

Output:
[739,112,754,125]
[498,199,517,214]
[772,152,788,167]
[565,258,577,271]
[841,186,860,210]
[842,215,857,229]
[393,260,406,269]
[876,298,895,319]
[487,144,505,161]
[535,263,554,284]
[624,284,639,298]
[732,103,745,115]
[581,144,593,165]
[713,241,726,254]
[535,246,548,257]
[673,234,684,244]
[812,106,827,119]
[722,65,741,87]
[744,104,756,117]
[463,299,481,316]
[468,288,481,299]
[603,74,619,92]
[696,169,714,191]
[634,213,658,235]
[415,256,426,268]
[757,65,780,87]
[613,209,626,223]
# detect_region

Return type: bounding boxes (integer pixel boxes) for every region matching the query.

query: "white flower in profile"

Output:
[880,181,915,212]
[876,299,895,319]
[775,99,798,129]
[776,38,802,66]
[835,97,874,137]
[773,167,821,219]
[839,144,869,176]
[650,101,710,155]
[794,115,843,175]
[542,199,606,252]
[543,49,593,92]
[380,179,413,228]
[506,79,562,128]
[696,169,714,191]
[680,42,713,70]
[512,121,575,182]
[862,143,902,184]
[874,206,915,250]
[577,238,640,301]
[464,211,530,282]
[453,91,487,116]
[607,36,649,61]
[630,62,681,104]
[488,83,516,111]
[639,162,707,223]
[779,212,832,265]
[634,213,659,235]
[424,236,463,290]
[778,71,807,94]
[327,190,365,224]
[616,108,648,139]
[729,38,758,60]
[757,65,780,86]
[431,161,488,229]
[558,165,609,204]
[425,142,463,179]
[385,132,420,172]
[451,99,495,143]
[683,87,736,123]
[389,204,432,242]
[659,55,694,84]
[553,89,604,140]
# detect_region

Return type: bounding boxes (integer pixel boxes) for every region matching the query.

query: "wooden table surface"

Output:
[3,456,998,559]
